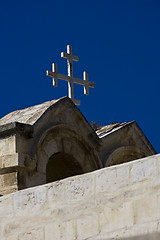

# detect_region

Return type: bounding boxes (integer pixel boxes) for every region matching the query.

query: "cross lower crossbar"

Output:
[46,70,95,88]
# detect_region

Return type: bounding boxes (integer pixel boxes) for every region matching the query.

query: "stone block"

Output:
[95,165,129,193]
[95,167,116,193]
[0,172,17,188]
[0,153,26,169]
[4,219,29,237]
[0,185,18,196]
[4,233,19,240]
[18,228,44,240]
[130,157,157,183]
[116,165,130,189]
[47,181,65,206]
[76,213,99,240]
[0,195,13,219]
[0,153,18,168]
[99,201,134,233]
[130,221,159,237]
[13,186,47,216]
[65,173,95,203]
[48,195,97,222]
[45,220,75,240]
[98,221,159,240]
[0,136,16,155]
[134,194,159,224]
[156,155,160,175]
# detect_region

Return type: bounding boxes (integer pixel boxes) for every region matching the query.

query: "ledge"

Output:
[0,122,33,139]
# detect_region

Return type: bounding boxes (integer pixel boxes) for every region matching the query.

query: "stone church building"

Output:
[0,96,155,195]
[0,96,160,240]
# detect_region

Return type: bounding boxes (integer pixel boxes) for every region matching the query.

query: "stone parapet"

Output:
[0,154,160,239]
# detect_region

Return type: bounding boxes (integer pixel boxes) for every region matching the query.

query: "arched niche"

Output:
[46,152,83,183]
[32,124,101,185]
[104,146,147,167]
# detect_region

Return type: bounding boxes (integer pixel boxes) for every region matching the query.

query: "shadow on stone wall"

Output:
[102,232,160,240]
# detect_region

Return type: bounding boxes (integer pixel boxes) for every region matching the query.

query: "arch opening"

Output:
[105,146,147,167]
[46,152,84,183]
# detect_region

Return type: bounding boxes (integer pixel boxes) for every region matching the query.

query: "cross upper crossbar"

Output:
[61,52,79,62]
[61,45,79,62]
[46,45,95,105]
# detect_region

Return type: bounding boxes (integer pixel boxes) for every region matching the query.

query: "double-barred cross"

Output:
[46,45,95,105]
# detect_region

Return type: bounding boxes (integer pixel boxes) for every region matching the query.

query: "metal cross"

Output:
[46,45,95,105]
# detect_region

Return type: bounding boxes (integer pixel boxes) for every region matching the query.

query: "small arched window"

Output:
[46,152,83,183]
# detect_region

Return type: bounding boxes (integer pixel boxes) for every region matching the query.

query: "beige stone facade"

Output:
[0,97,158,239]
[0,154,160,239]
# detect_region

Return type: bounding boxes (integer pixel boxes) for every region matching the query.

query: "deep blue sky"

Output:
[0,0,160,152]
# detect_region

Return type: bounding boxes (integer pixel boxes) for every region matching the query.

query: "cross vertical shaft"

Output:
[67,45,74,101]
[46,45,95,105]
[61,45,80,105]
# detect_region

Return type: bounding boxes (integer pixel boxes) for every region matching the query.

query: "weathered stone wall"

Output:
[0,136,18,195]
[0,98,103,195]
[0,136,16,155]
[1,154,160,240]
